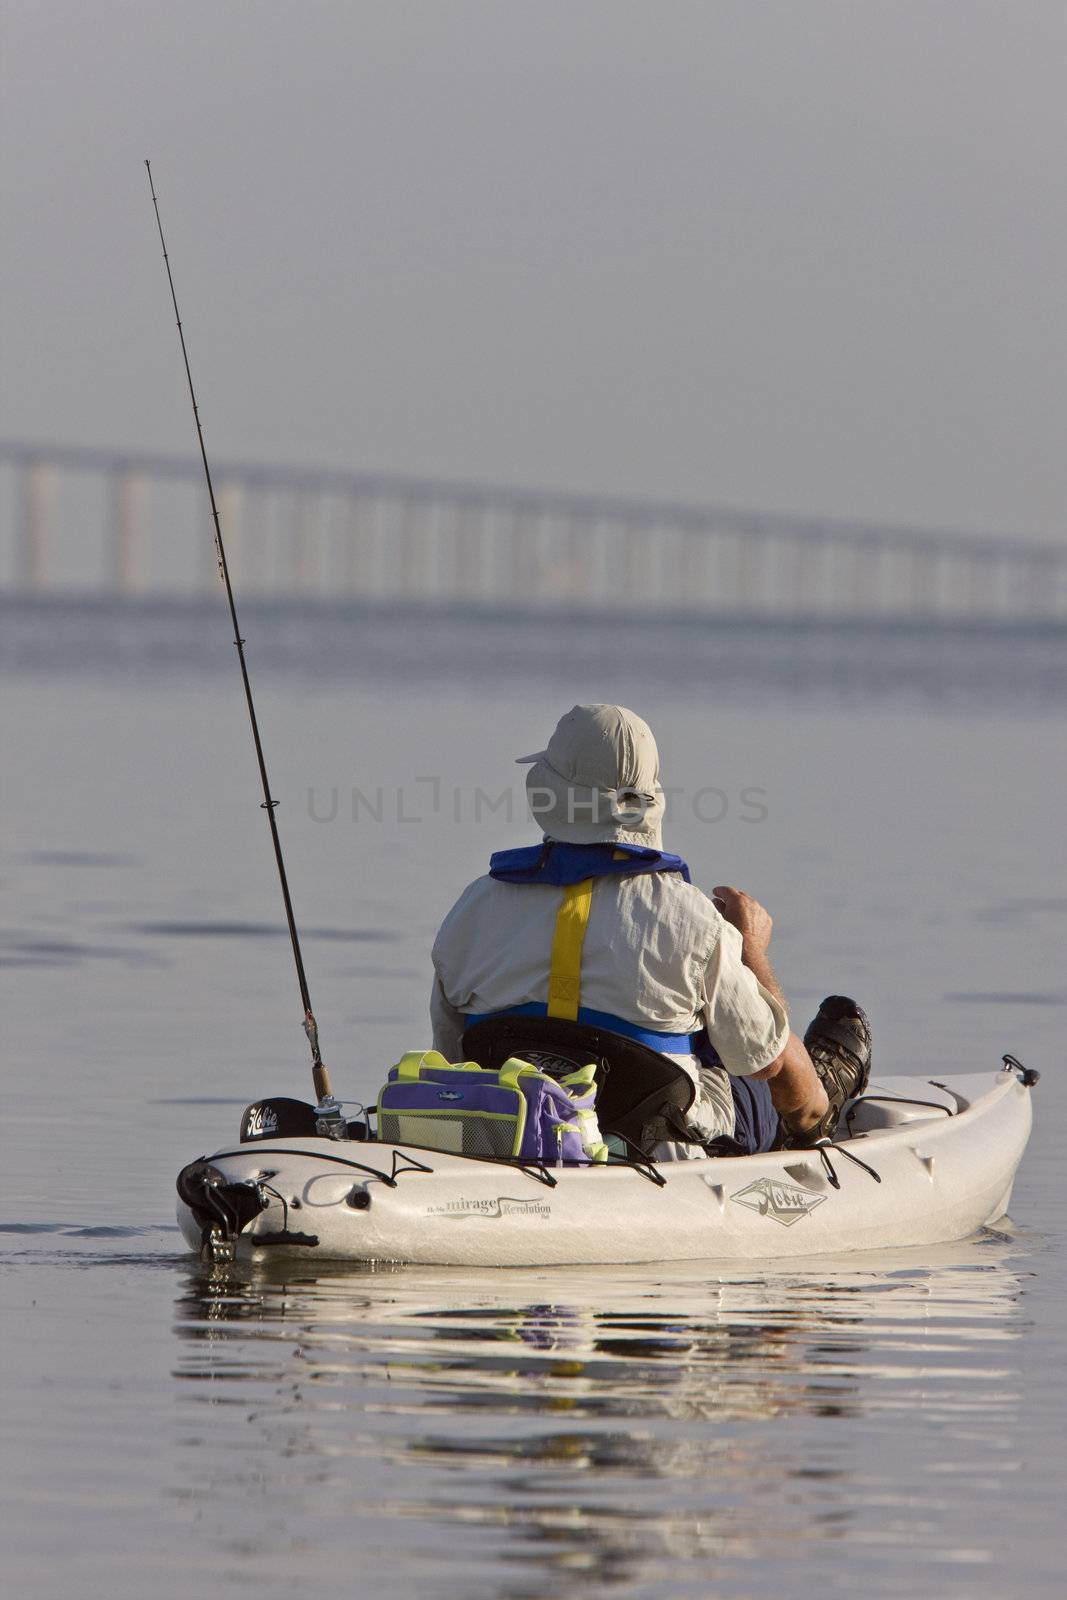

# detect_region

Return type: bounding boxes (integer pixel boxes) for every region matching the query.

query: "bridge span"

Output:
[1,439,1062,621]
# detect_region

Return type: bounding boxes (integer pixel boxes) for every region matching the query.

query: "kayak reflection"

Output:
[171,1232,1030,1594]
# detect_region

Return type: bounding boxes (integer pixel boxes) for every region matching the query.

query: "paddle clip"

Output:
[1002,1053,1040,1088]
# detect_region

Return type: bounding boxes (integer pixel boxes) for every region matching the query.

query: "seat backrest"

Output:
[461,1014,698,1157]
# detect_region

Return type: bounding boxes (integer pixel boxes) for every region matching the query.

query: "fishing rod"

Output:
[145,159,335,1110]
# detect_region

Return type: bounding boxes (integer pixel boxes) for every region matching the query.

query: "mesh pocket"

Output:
[378,1109,520,1158]
[460,1117,520,1159]
[378,1112,464,1153]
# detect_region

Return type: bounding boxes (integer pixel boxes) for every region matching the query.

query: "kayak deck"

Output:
[176,1069,1034,1267]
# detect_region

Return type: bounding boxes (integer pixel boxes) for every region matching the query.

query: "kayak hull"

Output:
[176,1070,1033,1267]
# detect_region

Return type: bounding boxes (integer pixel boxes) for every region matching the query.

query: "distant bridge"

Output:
[1,439,1063,620]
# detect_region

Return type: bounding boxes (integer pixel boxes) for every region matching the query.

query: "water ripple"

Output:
[163,1242,1035,1597]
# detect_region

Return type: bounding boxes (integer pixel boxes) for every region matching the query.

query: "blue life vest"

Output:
[488,840,691,887]
[472,840,720,1061]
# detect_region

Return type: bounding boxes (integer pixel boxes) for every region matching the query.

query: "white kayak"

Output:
[176,1063,1035,1267]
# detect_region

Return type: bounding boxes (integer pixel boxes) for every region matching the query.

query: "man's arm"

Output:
[430,975,467,1061]
[712,885,829,1136]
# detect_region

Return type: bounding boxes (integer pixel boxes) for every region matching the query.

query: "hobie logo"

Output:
[730,1177,826,1227]
[246,1105,278,1137]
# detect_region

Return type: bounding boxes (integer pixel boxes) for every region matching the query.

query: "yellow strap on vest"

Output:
[546,878,594,1021]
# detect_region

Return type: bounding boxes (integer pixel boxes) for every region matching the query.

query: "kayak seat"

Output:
[462,1014,698,1158]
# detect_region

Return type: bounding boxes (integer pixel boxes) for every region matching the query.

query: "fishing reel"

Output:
[316,1096,373,1140]
[313,1095,351,1140]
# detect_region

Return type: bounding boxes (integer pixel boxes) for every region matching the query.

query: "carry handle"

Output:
[394,1049,482,1081]
[558,1061,598,1093]
[498,1056,541,1089]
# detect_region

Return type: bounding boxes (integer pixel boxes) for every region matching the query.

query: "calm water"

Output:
[2,600,1064,1598]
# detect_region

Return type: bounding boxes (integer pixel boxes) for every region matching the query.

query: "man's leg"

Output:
[779,996,872,1147]
[756,1030,828,1136]
[729,1075,779,1154]
[689,1067,779,1155]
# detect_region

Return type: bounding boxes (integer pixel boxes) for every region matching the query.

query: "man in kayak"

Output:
[430,704,871,1153]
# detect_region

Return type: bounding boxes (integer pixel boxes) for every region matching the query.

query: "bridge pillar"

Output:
[507,504,545,606]
[907,546,939,617]
[967,549,1003,619]
[18,460,56,592]
[463,501,492,603]
[848,537,885,616]
[535,507,574,605]
[213,483,243,589]
[1022,552,1061,620]
[429,500,462,604]
[291,486,319,594]
[193,487,221,593]
[394,497,433,601]
[736,526,767,613]
[676,524,714,612]
[943,550,970,619]
[612,513,651,611]
[341,491,384,598]
[109,469,149,594]
[562,511,599,607]
[587,512,612,610]
[190,480,242,595]
[784,529,824,616]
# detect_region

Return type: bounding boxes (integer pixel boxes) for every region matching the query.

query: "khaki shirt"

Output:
[430,872,788,1138]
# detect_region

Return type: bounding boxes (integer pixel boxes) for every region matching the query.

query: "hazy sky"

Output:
[2,0,1064,541]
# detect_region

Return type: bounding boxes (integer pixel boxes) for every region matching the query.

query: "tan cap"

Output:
[517,704,664,847]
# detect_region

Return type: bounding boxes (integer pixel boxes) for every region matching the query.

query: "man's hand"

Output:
[712,886,826,1129]
[712,885,773,954]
